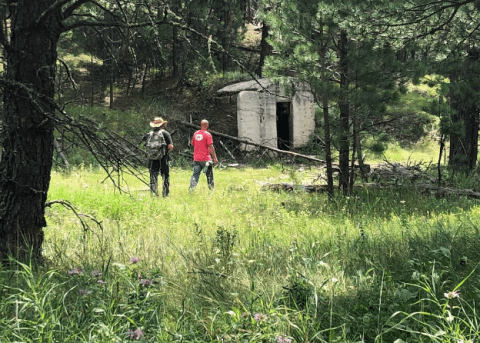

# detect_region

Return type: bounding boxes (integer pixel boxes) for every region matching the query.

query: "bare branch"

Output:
[57,57,80,93]
[0,76,149,193]
[36,0,76,26]
[62,17,168,32]
[45,199,105,240]
[381,0,471,29]
[414,3,462,39]
[62,0,94,19]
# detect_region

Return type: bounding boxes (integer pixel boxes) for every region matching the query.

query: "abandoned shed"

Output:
[216,78,315,151]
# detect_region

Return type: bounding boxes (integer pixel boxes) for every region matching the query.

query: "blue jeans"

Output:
[189,161,214,190]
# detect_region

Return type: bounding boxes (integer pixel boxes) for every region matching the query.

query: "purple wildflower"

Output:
[68,267,83,276]
[91,270,102,277]
[130,257,141,264]
[253,313,268,322]
[277,335,293,343]
[126,329,144,340]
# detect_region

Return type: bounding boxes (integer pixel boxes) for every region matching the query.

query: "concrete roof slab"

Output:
[217,78,274,95]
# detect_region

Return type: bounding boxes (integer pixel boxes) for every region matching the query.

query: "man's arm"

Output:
[208,144,219,165]
[163,130,174,152]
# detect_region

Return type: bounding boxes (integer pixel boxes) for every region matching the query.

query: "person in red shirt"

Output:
[189,119,219,190]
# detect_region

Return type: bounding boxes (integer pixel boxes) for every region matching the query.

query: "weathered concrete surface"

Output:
[218,78,315,150]
[237,91,277,151]
[217,79,274,95]
[292,90,315,148]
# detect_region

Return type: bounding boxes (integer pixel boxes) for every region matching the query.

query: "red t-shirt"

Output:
[191,130,213,161]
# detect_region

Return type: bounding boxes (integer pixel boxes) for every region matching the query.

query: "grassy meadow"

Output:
[2,160,480,342]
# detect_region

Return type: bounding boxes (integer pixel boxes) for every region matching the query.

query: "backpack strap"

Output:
[146,130,154,146]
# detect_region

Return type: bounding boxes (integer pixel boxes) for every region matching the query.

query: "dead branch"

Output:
[178,120,325,164]
[45,199,105,239]
[219,140,235,159]
[53,138,70,168]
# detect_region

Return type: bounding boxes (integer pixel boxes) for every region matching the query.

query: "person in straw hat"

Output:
[140,117,174,196]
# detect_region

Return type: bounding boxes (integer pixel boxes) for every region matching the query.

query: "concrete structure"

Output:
[217,78,315,151]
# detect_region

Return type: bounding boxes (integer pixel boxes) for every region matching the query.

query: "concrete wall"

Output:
[291,90,315,148]
[237,91,277,151]
[236,84,315,150]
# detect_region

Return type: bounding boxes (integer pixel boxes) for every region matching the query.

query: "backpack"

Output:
[145,129,167,160]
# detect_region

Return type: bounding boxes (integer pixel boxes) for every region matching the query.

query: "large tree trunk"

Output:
[0,0,61,262]
[255,21,271,78]
[338,30,350,193]
[448,49,480,172]
[449,103,479,171]
[319,19,334,197]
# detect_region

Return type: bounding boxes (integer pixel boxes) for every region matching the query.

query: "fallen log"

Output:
[261,182,331,193]
[260,182,383,193]
[417,184,480,199]
[178,120,325,164]
[261,181,480,199]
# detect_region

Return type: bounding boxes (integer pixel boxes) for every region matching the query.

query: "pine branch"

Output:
[0,76,149,193]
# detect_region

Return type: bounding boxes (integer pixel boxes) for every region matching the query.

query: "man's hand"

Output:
[168,144,174,152]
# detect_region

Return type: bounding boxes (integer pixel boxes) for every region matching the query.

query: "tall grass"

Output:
[1,165,480,342]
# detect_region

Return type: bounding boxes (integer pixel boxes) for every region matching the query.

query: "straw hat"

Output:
[150,117,167,128]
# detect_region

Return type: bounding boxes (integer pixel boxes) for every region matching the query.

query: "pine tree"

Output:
[262,0,409,194]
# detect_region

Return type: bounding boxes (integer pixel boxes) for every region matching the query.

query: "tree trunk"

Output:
[349,116,357,192]
[355,131,368,182]
[319,20,334,197]
[449,109,478,171]
[449,100,479,171]
[448,48,480,171]
[172,25,179,77]
[322,94,334,198]
[0,0,61,262]
[255,21,271,78]
[221,4,230,73]
[338,29,350,193]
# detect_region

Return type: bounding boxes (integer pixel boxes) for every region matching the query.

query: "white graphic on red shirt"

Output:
[195,134,204,141]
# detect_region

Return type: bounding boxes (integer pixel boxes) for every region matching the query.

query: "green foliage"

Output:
[52,102,170,168]
[7,0,480,341]
[282,272,316,310]
[2,166,479,341]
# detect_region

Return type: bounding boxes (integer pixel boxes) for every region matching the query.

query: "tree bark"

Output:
[448,102,479,171]
[448,49,480,171]
[319,17,334,198]
[255,21,271,78]
[338,29,350,193]
[0,0,61,262]
[171,0,181,77]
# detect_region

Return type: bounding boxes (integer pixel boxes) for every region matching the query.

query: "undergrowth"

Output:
[1,166,480,342]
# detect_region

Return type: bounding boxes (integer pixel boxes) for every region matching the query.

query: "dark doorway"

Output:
[276,102,291,150]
